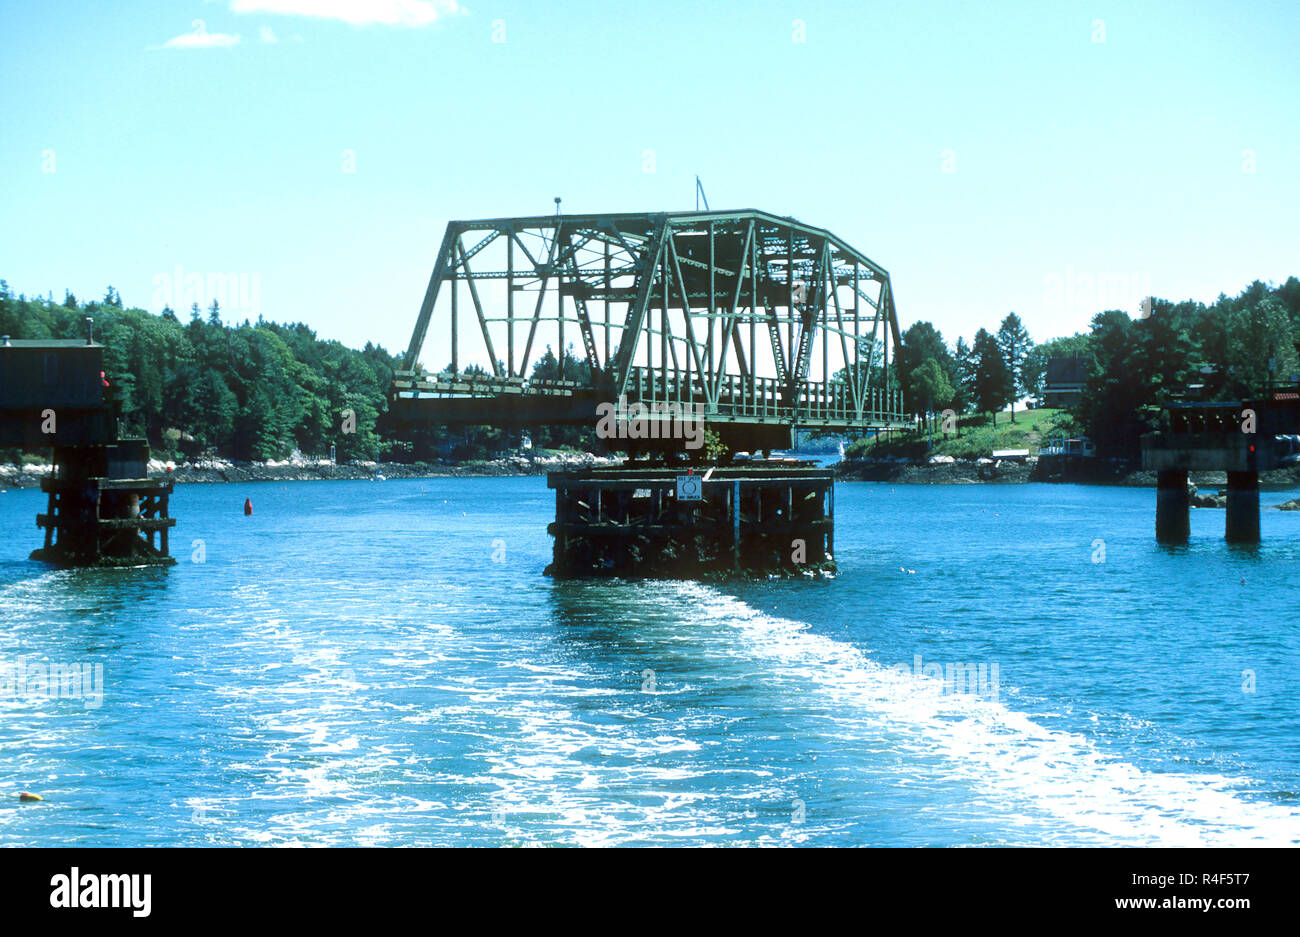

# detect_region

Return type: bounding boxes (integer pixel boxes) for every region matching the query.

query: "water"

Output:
[1,477,1298,846]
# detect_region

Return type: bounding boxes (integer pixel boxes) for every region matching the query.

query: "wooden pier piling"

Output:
[546,463,835,578]
[2,334,178,567]
[31,441,177,567]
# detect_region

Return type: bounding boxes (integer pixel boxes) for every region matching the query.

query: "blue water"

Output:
[1,477,1298,846]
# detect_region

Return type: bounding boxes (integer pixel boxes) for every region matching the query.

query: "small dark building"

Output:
[1043,356,1090,409]
[0,337,103,408]
[1,333,176,566]
[0,337,106,446]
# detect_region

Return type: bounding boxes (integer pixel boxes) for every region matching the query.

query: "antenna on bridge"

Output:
[695,176,709,211]
[548,196,562,251]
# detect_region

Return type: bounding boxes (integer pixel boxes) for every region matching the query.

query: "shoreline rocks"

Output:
[836,457,1034,484]
[7,453,1300,491]
[837,458,1300,488]
[1190,488,1228,508]
[0,453,622,489]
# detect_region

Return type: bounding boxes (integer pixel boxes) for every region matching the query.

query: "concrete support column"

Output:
[1225,471,1260,543]
[1156,469,1189,543]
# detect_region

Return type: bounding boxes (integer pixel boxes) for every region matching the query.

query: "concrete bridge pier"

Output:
[1225,471,1260,543]
[1155,469,1190,542]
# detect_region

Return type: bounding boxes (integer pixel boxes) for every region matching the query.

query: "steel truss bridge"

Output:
[392,209,910,452]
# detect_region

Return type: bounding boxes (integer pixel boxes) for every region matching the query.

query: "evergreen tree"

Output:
[972,328,1014,422]
[996,312,1032,421]
[952,336,974,415]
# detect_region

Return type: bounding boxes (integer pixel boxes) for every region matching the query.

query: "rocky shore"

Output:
[0,453,622,490]
[836,457,1300,488]
[835,456,1035,484]
[7,453,1300,491]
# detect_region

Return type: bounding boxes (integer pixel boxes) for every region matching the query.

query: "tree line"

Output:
[0,282,594,463]
[893,277,1300,457]
[5,275,1298,463]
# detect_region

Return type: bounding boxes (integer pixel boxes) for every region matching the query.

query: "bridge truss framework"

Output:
[393,209,910,451]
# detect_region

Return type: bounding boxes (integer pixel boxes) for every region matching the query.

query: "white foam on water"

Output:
[669,581,1300,846]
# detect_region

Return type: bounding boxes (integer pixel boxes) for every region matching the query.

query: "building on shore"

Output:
[1043,356,1090,409]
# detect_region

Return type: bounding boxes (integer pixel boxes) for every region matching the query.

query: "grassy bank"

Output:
[846,408,1076,461]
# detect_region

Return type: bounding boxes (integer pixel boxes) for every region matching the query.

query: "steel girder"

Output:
[393,209,909,447]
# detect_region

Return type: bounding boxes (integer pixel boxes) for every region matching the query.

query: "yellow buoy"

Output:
[18,792,43,802]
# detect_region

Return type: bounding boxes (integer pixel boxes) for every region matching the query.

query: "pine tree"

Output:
[953,336,975,415]
[973,328,1014,423]
[996,312,1032,422]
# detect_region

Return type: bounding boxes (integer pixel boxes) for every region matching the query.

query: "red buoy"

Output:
[243,497,253,516]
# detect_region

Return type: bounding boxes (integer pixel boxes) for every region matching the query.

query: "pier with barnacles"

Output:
[390,208,909,577]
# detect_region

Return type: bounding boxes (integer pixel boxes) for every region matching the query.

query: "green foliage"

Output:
[1222,297,1298,395]
[906,358,954,415]
[7,273,1298,467]
[996,312,1032,419]
[951,336,974,413]
[1071,281,1300,456]
[846,408,1070,461]
[0,284,404,462]
[699,428,728,463]
[526,344,598,451]
[1075,310,1154,455]
[898,322,956,413]
[971,328,1014,418]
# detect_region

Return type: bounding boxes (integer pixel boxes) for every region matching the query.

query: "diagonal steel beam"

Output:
[710,221,754,400]
[667,236,712,405]
[456,238,502,377]
[403,225,459,371]
[560,232,602,377]
[519,227,562,377]
[610,218,669,397]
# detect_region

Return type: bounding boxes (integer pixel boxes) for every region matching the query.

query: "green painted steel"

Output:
[393,209,911,446]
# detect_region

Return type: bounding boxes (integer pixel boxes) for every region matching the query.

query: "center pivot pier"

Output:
[546,463,835,578]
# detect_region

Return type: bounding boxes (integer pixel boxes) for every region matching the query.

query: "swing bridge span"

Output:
[390,208,911,452]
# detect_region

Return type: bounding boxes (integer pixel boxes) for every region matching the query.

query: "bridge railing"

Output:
[625,367,906,426]
[392,366,910,428]
[393,370,588,398]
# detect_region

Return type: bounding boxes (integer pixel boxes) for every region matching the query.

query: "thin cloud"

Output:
[259,26,278,43]
[161,20,241,48]
[229,1,464,27]
[162,31,241,48]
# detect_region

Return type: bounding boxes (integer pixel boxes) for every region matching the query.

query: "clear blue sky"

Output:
[2,0,1297,357]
